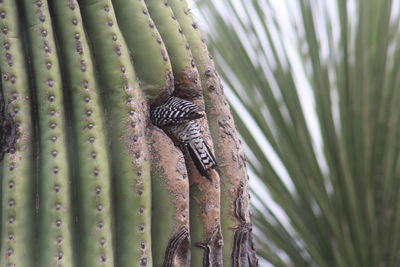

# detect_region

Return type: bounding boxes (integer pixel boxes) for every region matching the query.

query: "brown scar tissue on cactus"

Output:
[0,0,257,266]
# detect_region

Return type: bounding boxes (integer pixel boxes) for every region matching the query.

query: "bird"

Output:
[150,96,205,126]
[150,96,217,180]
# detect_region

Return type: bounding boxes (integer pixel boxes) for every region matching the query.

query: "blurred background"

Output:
[191,0,400,266]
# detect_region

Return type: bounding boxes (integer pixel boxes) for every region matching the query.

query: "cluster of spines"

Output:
[112,0,173,100]
[0,0,253,266]
[148,127,191,267]
[144,0,196,81]
[79,1,152,266]
[144,1,224,265]
[50,0,115,265]
[169,0,257,264]
[0,1,35,266]
[21,0,74,265]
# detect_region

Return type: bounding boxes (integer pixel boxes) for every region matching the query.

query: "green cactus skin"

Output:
[186,165,223,267]
[111,0,174,104]
[79,1,152,266]
[148,127,190,267]
[169,0,258,265]
[49,1,115,265]
[145,1,224,265]
[144,0,197,92]
[21,0,75,265]
[0,1,35,266]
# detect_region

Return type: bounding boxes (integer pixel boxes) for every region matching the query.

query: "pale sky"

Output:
[189,0,333,265]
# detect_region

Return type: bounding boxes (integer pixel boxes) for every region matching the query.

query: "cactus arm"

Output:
[0,1,35,265]
[21,0,75,265]
[79,1,152,266]
[149,126,190,267]
[111,0,173,104]
[49,1,115,265]
[169,0,258,265]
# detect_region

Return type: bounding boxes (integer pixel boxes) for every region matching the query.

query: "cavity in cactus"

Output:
[0,0,256,266]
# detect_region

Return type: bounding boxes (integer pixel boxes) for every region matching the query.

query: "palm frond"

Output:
[194,0,400,265]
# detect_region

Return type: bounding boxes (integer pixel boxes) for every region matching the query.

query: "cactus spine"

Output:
[0,1,35,265]
[111,0,174,104]
[148,127,190,267]
[0,0,256,266]
[50,1,115,265]
[169,0,258,265]
[21,0,75,265]
[145,1,223,265]
[79,1,152,266]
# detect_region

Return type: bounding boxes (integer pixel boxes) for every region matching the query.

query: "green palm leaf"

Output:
[195,0,400,265]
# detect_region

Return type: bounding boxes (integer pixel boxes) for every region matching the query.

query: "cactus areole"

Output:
[0,0,257,266]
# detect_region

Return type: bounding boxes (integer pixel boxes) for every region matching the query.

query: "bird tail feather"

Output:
[187,141,217,181]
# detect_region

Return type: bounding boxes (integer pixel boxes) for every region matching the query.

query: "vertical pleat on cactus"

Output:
[111,0,173,104]
[169,0,257,265]
[148,127,190,266]
[21,0,74,265]
[0,0,256,266]
[79,0,152,266]
[0,2,35,266]
[144,0,223,265]
[49,1,115,265]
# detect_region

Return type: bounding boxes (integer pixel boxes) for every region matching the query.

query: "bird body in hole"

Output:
[150,97,217,180]
[150,96,204,127]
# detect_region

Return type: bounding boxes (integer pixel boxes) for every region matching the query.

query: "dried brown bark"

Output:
[149,126,191,267]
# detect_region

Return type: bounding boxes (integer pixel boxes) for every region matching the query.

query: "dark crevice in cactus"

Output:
[22,8,45,262]
[0,1,37,264]
[0,0,256,264]
[172,67,203,101]
[16,0,41,256]
[231,223,258,267]
[150,70,175,107]
[203,62,257,266]
[148,126,191,266]
[234,182,247,224]
[195,223,223,267]
[111,0,174,104]
[0,91,17,161]
[79,1,153,265]
[46,2,104,264]
[47,7,81,264]
[21,0,76,264]
[144,2,223,264]
[168,1,257,265]
[163,227,190,267]
[231,182,258,266]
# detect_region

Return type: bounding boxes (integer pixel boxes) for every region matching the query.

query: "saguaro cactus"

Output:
[0,0,257,266]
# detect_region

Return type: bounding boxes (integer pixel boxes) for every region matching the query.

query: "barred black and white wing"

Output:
[169,120,217,180]
[187,140,217,180]
[150,96,204,127]
[150,97,216,180]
